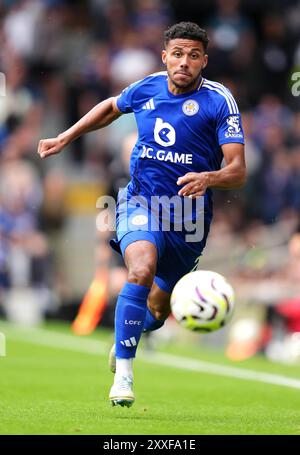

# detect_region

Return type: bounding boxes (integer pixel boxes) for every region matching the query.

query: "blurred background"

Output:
[1,0,300,363]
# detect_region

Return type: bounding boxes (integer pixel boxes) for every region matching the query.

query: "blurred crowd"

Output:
[0,0,300,357]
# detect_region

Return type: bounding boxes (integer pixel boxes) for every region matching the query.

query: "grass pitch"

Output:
[1,320,300,435]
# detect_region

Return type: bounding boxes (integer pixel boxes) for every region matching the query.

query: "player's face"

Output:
[162,39,208,94]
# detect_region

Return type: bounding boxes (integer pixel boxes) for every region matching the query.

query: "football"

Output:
[170,270,235,333]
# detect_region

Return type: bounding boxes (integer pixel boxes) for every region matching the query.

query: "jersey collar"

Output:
[165,75,204,98]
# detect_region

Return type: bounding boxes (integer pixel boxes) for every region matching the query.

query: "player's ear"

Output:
[162,49,167,65]
[202,54,208,69]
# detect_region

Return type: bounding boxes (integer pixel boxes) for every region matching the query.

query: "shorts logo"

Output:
[154,118,176,147]
[131,214,148,226]
[182,99,199,116]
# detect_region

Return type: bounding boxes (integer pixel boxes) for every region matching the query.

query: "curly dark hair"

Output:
[164,22,209,52]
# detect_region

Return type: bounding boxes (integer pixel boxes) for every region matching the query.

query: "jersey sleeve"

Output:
[116,80,141,113]
[214,89,245,146]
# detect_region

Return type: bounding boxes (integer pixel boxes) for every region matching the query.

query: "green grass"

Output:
[1,320,300,435]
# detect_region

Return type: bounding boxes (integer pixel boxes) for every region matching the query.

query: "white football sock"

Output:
[115,358,133,380]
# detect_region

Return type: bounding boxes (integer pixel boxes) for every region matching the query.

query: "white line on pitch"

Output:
[2,322,300,390]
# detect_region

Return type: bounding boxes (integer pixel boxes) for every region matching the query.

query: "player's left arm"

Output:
[177,143,246,198]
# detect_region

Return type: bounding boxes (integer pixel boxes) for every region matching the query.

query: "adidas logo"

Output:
[120,337,137,347]
[142,98,155,110]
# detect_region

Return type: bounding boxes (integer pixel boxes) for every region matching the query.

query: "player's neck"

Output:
[168,76,203,95]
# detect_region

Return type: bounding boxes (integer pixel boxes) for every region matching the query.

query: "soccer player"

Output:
[38,22,246,408]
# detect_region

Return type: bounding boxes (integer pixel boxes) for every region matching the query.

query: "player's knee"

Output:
[153,308,171,320]
[148,301,171,320]
[128,264,155,287]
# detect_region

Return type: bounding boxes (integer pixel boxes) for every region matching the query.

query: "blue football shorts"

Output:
[110,192,212,294]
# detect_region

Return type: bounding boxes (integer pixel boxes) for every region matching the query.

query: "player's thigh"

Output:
[148,282,171,320]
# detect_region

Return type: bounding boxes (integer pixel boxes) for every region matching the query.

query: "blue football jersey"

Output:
[116,71,244,220]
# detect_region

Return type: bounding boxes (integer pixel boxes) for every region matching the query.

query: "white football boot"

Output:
[109,375,135,407]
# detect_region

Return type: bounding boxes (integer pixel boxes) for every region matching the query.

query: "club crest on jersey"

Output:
[182,99,199,116]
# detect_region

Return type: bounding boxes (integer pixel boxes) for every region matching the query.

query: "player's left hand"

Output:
[177,172,210,199]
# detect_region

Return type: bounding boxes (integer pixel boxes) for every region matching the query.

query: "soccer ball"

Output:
[170,270,235,333]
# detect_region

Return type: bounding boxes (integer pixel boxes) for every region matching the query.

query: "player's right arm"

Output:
[38,97,122,159]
